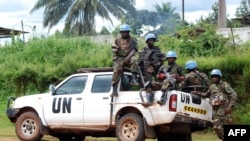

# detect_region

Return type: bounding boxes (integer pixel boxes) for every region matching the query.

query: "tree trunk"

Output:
[218,0,226,28]
[82,1,95,35]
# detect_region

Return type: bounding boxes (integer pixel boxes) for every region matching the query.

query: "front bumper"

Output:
[6,97,18,122]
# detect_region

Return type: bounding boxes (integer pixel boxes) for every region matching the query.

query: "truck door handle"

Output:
[76,97,82,100]
[103,97,109,99]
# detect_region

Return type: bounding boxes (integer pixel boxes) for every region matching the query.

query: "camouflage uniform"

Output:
[112,36,138,85]
[138,46,162,82]
[160,62,185,91]
[198,81,237,140]
[183,71,211,93]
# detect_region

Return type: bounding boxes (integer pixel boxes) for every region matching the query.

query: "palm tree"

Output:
[30,0,136,35]
[153,2,181,34]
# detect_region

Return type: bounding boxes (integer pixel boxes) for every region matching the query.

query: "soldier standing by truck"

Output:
[137,33,164,106]
[110,24,138,97]
[157,51,186,105]
[191,69,237,140]
[182,60,211,93]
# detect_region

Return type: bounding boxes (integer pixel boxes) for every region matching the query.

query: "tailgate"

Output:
[174,91,212,121]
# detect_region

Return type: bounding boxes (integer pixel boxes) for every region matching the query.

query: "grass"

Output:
[0,129,220,141]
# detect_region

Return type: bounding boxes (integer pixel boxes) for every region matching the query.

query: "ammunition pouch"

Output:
[210,94,227,106]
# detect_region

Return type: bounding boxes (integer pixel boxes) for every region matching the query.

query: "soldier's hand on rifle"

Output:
[124,57,130,64]
[112,43,118,53]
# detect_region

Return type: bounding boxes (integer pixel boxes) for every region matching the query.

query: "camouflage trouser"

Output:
[112,56,137,85]
[213,104,233,140]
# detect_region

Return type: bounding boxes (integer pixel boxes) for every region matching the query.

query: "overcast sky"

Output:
[0,0,241,41]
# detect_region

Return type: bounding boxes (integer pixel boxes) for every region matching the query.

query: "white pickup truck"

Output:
[6,68,213,141]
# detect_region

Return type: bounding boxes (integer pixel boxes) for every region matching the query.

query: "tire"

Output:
[116,113,145,141]
[157,133,192,141]
[15,112,43,141]
[58,134,86,141]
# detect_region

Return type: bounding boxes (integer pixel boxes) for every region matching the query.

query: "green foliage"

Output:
[233,99,250,124]
[236,0,250,17]
[0,35,112,96]
[99,26,110,35]
[198,2,218,25]
[158,24,228,57]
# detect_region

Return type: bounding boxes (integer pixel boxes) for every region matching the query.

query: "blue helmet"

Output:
[120,24,131,32]
[166,51,177,58]
[145,33,156,42]
[211,69,222,78]
[185,60,197,69]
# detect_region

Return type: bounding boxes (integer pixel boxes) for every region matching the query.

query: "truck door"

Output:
[83,74,112,125]
[43,75,88,126]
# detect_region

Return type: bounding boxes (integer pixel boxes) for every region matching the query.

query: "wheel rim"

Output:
[121,119,138,140]
[20,118,37,136]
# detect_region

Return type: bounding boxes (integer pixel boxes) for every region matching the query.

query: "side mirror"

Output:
[49,85,56,95]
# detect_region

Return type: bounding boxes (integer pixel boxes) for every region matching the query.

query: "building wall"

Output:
[88,34,117,45]
[88,28,250,45]
[216,27,250,44]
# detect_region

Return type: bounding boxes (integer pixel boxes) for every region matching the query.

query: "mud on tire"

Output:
[15,112,43,141]
[116,113,145,141]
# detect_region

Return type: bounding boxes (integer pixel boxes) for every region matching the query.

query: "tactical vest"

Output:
[162,63,183,77]
[210,82,228,106]
[116,37,132,57]
[138,46,162,81]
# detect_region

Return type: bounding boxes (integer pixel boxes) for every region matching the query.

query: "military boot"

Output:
[130,72,139,86]
[110,84,118,97]
[142,93,154,107]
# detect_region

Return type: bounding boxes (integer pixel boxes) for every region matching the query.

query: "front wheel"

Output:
[15,112,43,141]
[116,113,145,141]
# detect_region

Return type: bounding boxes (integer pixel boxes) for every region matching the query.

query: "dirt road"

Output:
[0,136,115,141]
[0,136,57,141]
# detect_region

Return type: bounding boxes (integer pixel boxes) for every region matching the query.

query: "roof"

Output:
[232,14,250,25]
[77,67,113,73]
[77,67,131,73]
[0,27,29,38]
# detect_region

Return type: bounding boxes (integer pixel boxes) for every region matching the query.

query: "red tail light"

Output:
[169,94,177,112]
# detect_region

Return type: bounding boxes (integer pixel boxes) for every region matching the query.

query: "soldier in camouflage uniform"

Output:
[182,60,211,93]
[110,24,138,97]
[157,51,186,105]
[138,33,162,82]
[137,33,164,106]
[192,69,237,140]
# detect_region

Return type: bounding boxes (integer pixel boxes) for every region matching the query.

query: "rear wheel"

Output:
[116,113,145,141]
[15,112,43,141]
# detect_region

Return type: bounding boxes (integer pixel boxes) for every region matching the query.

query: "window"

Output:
[56,76,87,95]
[91,75,112,93]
